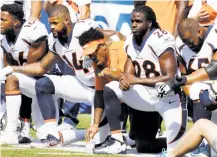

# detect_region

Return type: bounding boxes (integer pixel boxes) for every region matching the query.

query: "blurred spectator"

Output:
[43,0,91,23]
[73,0,91,19]
[134,0,188,37]
[188,0,217,26]
[29,0,42,21]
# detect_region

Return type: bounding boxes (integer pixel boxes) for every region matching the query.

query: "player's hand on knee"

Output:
[0,66,13,81]
[156,82,173,98]
[85,124,99,142]
[156,75,186,98]
[119,76,130,91]
[119,80,130,91]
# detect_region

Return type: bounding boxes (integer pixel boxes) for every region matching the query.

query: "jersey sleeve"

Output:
[150,30,176,57]
[175,36,185,55]
[48,33,58,54]
[205,24,217,51]
[0,46,3,60]
[22,20,48,44]
[0,35,3,47]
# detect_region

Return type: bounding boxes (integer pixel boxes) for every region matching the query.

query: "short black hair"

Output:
[78,28,104,47]
[48,4,69,18]
[132,5,160,29]
[1,3,24,22]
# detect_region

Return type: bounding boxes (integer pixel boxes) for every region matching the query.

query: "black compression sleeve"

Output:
[94,90,104,109]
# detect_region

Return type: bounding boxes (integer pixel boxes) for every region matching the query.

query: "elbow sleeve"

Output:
[204,60,217,80]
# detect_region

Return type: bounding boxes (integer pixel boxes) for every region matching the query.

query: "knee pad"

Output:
[35,77,55,94]
[200,90,217,111]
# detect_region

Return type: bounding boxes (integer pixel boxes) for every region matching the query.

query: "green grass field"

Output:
[1,114,193,157]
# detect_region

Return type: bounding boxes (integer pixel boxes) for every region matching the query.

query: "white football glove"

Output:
[156,82,175,98]
[0,66,14,81]
[82,56,93,69]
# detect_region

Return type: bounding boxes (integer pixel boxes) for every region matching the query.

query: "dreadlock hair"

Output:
[14,0,24,8]
[1,3,24,22]
[134,1,146,8]
[78,28,104,47]
[132,5,160,29]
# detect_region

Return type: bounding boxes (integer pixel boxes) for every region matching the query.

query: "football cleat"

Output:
[18,120,31,144]
[41,132,63,147]
[93,137,126,154]
[190,141,211,157]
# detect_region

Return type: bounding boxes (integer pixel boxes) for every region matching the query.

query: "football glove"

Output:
[157,75,186,98]
[82,56,93,69]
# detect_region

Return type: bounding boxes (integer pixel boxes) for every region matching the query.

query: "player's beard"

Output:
[191,37,203,53]
[53,27,67,39]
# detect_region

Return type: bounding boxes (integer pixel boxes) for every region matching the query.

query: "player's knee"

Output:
[195,119,208,130]
[35,77,55,94]
[5,74,19,91]
[135,139,151,153]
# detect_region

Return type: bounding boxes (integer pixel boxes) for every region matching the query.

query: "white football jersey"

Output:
[48,25,95,87]
[176,24,217,74]
[124,29,176,78]
[0,20,48,65]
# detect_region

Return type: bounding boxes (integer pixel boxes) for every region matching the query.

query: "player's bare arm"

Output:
[30,0,42,20]
[86,67,109,141]
[185,49,217,85]
[174,1,188,37]
[27,36,48,64]
[43,0,58,13]
[100,68,123,80]
[12,51,60,76]
[177,54,191,96]
[98,29,126,42]
[119,57,135,90]
[79,4,91,19]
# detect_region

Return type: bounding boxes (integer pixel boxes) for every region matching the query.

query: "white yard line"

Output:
[1,147,31,150]
[36,152,94,156]
[2,141,158,157]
